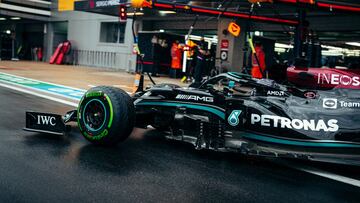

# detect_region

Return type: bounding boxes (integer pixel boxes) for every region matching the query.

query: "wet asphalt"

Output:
[0,86,359,203]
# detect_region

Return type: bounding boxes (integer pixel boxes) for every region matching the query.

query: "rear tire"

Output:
[77,86,135,146]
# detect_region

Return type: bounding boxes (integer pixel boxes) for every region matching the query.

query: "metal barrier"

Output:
[72,49,135,71]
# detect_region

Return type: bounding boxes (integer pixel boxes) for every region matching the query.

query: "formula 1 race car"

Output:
[24,72,360,166]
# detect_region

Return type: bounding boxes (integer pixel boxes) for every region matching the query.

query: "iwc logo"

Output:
[37,115,56,126]
[228,110,242,126]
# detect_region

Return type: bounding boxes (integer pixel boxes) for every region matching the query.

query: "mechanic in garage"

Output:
[170,40,183,78]
[151,35,161,77]
[251,43,266,79]
[194,37,210,86]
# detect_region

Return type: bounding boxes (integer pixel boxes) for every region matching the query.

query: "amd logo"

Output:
[37,115,56,126]
[317,73,360,87]
[176,94,214,103]
[267,90,285,96]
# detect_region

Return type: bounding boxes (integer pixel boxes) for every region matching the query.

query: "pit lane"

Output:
[0,85,360,202]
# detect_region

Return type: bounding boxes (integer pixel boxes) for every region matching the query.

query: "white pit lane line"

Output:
[0,83,78,107]
[0,77,359,188]
[296,166,360,188]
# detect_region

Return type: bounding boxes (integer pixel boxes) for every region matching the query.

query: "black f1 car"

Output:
[24,72,360,165]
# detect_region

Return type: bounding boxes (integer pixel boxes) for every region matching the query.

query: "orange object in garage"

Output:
[171,42,182,69]
[228,22,241,37]
[185,40,197,58]
[251,45,266,79]
[37,47,43,61]
[298,0,315,4]
[131,0,152,8]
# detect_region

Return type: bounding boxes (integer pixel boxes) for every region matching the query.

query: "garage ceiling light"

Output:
[10,17,21,20]
[275,43,293,49]
[127,12,144,16]
[345,42,360,47]
[186,35,218,44]
[320,45,360,57]
[321,45,343,51]
[273,43,360,56]
[0,18,6,20]
[27,0,51,5]
[159,11,176,14]
[275,47,286,53]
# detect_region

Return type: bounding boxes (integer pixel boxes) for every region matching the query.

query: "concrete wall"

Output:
[47,9,136,72]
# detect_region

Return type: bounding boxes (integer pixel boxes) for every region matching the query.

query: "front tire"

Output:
[77,86,135,146]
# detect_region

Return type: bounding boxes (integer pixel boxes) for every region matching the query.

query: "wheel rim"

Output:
[83,99,107,132]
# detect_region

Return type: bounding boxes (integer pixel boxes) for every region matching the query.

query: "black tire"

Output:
[77,86,135,146]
